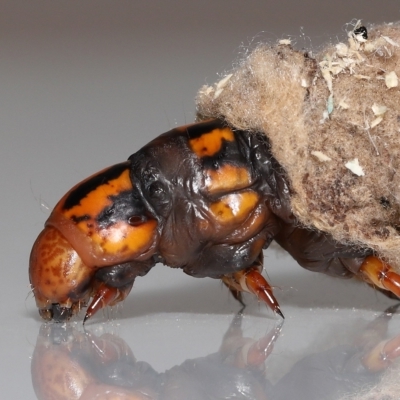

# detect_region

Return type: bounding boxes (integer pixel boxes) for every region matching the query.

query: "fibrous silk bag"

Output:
[197,22,400,270]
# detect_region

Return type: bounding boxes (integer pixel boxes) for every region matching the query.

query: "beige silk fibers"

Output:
[197,23,400,270]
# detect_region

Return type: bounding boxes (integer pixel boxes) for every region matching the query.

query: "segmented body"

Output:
[29,119,400,322]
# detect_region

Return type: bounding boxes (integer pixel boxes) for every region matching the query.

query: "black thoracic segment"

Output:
[96,189,148,229]
[183,230,275,278]
[185,119,226,139]
[94,258,155,287]
[62,162,130,210]
[234,129,292,209]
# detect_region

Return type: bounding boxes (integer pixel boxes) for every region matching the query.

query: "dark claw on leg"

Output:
[84,282,133,324]
[222,266,284,319]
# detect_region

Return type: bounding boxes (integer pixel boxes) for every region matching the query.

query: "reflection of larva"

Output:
[30,23,400,323]
[30,309,400,399]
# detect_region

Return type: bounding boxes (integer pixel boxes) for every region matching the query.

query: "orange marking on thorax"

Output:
[210,191,259,224]
[189,127,234,157]
[53,168,158,262]
[96,219,158,258]
[205,165,252,194]
[60,169,132,223]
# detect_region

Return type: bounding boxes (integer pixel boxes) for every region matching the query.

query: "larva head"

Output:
[30,161,159,321]
[29,226,92,321]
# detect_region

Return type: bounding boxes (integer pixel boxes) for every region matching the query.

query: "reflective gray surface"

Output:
[2,1,400,398]
[30,306,400,400]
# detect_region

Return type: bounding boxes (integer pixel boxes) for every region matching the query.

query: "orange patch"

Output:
[61,168,132,229]
[51,165,158,263]
[205,165,251,194]
[56,167,155,254]
[210,191,259,225]
[96,219,158,258]
[189,127,234,157]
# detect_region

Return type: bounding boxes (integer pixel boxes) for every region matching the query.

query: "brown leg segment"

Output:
[222,254,284,318]
[359,255,400,298]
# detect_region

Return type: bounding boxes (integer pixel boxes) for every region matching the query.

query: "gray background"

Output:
[2,1,400,398]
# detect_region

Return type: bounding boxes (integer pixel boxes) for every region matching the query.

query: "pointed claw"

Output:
[360,256,400,298]
[222,267,284,318]
[84,284,119,323]
[245,269,284,319]
[84,283,132,323]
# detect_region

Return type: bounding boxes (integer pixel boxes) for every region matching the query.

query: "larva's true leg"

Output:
[359,255,400,298]
[222,253,284,318]
[83,259,155,323]
[84,282,133,323]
